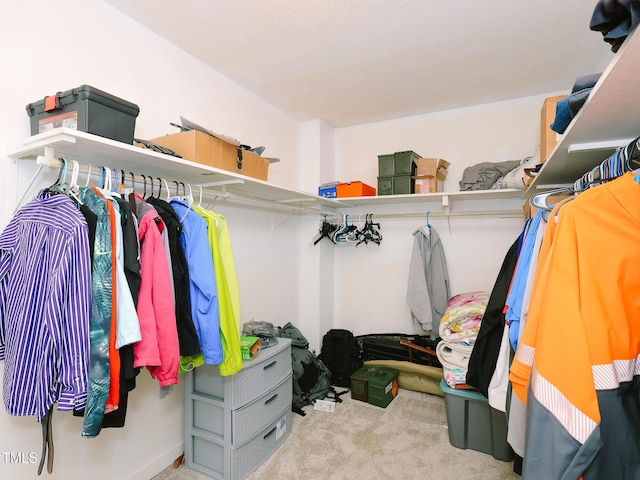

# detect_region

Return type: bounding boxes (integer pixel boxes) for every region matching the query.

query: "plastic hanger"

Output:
[147,176,155,199]
[356,214,382,246]
[66,160,83,205]
[196,185,203,206]
[84,164,92,187]
[104,167,113,192]
[529,186,574,211]
[46,158,68,196]
[183,182,194,207]
[154,177,165,200]
[313,215,337,245]
[162,178,171,201]
[67,160,79,194]
[176,180,194,224]
[110,169,121,196]
[140,174,147,198]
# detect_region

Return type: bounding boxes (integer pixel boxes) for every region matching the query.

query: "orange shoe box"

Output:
[336,181,376,197]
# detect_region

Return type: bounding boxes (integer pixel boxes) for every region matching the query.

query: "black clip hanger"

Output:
[129,172,136,193]
[356,214,382,246]
[313,216,337,245]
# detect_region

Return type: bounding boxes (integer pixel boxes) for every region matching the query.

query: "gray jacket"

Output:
[407,226,451,338]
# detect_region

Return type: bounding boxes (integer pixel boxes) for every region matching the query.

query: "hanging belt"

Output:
[37,408,54,475]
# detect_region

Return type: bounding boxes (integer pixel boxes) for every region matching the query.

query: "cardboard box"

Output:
[540,95,566,163]
[413,158,450,177]
[151,130,270,181]
[412,159,448,194]
[336,181,376,197]
[240,336,262,361]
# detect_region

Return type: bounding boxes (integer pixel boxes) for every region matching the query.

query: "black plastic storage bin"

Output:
[26,85,140,144]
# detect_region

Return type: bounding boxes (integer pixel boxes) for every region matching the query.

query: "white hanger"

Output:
[196,185,203,206]
[162,178,171,201]
[529,187,573,211]
[183,182,194,207]
[67,160,79,194]
[84,164,92,187]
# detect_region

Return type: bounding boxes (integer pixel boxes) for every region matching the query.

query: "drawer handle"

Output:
[263,360,277,370]
[263,427,276,440]
[264,393,278,405]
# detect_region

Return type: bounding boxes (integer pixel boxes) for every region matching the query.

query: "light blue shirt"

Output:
[170,199,223,365]
[505,209,544,351]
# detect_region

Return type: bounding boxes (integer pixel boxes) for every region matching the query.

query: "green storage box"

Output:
[440,379,514,461]
[394,150,420,175]
[392,174,414,195]
[378,153,395,177]
[350,366,399,408]
[377,176,393,195]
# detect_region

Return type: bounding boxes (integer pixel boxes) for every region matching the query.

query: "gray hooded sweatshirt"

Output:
[406,225,450,338]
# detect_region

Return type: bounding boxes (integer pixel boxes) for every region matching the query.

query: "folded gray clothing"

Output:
[459,160,522,191]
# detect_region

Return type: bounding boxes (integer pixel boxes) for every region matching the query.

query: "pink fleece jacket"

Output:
[133,199,179,386]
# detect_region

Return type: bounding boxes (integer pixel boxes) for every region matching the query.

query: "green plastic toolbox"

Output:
[350,366,399,408]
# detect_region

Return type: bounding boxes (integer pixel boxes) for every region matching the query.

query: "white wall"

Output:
[0,1,301,479]
[0,1,566,478]
[327,97,551,336]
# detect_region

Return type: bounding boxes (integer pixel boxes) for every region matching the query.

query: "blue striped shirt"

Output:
[0,191,91,420]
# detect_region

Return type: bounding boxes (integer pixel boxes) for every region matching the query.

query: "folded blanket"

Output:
[439,291,490,343]
[436,341,474,387]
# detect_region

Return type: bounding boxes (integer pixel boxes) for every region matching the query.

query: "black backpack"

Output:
[277,322,332,415]
[318,329,363,388]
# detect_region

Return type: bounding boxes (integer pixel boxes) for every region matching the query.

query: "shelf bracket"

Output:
[441,195,450,214]
[441,195,451,233]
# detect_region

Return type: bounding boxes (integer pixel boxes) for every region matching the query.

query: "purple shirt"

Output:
[0,191,91,420]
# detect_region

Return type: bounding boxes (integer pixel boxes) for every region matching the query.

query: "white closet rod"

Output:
[324,210,523,220]
[16,153,320,214]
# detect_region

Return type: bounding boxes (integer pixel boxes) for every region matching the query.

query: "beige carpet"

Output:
[153,389,520,480]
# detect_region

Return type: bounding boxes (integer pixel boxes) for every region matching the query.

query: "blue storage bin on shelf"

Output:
[439,378,514,462]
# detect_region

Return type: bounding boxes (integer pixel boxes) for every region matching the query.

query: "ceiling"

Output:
[105,0,614,128]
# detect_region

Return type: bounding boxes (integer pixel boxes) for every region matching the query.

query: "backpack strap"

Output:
[326,387,350,403]
[292,403,306,417]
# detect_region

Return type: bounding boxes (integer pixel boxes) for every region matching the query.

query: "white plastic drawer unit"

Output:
[190,375,292,446]
[231,375,292,446]
[191,408,292,480]
[192,339,292,408]
[185,338,293,480]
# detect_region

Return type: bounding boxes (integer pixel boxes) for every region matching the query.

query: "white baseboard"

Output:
[125,441,185,480]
